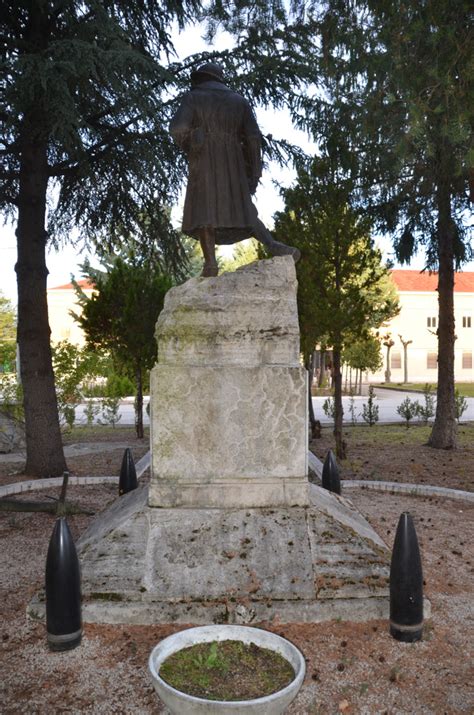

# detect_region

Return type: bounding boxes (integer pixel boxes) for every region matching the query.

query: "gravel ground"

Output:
[1,425,473,713]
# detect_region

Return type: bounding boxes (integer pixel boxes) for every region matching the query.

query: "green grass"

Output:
[376,382,474,397]
[62,424,149,443]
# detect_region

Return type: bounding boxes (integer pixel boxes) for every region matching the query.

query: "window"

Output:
[427,316,437,328]
[391,351,401,369]
[462,316,472,328]
[462,352,472,369]
[427,353,437,369]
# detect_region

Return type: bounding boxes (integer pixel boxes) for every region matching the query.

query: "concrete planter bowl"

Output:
[148,624,306,714]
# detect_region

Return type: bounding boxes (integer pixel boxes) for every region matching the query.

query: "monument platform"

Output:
[29,481,391,625]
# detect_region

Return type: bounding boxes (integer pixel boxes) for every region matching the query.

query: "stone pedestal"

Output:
[29,482,393,626]
[149,257,308,508]
[28,257,396,626]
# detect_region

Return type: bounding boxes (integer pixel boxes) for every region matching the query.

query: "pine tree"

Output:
[74,257,172,439]
[311,0,472,448]
[274,157,399,458]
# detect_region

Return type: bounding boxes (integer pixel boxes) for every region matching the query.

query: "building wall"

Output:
[369,290,474,383]
[47,282,94,346]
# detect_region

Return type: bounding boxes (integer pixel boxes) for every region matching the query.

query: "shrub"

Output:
[322,396,336,419]
[348,389,358,425]
[454,389,468,423]
[397,397,419,428]
[0,374,23,424]
[84,400,100,426]
[99,396,122,427]
[61,404,76,431]
[106,373,135,398]
[362,385,379,426]
[415,383,436,424]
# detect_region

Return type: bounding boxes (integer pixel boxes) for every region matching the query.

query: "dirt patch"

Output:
[310,423,474,493]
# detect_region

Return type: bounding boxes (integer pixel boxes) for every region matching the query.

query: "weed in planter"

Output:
[159,639,295,701]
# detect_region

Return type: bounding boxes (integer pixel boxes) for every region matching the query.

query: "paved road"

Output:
[73,388,474,427]
[74,397,150,427]
[312,387,474,425]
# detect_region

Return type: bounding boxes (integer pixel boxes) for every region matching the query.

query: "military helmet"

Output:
[191,62,225,84]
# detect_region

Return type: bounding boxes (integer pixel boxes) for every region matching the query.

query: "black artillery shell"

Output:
[322,449,341,495]
[119,447,138,495]
[45,517,82,651]
[389,512,423,642]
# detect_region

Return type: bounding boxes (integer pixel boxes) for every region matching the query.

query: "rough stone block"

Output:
[155,257,300,368]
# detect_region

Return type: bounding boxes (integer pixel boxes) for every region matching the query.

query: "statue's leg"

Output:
[253,218,301,263]
[199,227,219,277]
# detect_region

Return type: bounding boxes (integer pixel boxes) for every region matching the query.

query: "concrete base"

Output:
[28,483,394,625]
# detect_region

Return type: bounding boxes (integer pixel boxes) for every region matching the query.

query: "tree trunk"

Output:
[428,182,457,449]
[333,347,346,459]
[399,337,412,384]
[16,133,67,477]
[385,345,392,383]
[318,349,326,387]
[135,364,144,439]
[306,353,318,438]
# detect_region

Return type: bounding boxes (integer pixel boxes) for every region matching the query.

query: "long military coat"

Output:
[170,80,262,244]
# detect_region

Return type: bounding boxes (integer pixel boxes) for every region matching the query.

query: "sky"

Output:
[2,21,472,306]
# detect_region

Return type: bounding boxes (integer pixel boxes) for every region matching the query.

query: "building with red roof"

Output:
[368,270,474,383]
[390,270,474,293]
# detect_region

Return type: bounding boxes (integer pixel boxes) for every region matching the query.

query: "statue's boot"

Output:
[253,218,301,262]
[200,232,219,277]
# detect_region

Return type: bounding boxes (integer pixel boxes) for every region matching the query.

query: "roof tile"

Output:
[49,279,94,290]
[391,270,474,292]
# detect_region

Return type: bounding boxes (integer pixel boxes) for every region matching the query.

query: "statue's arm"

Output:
[241,102,263,194]
[169,95,195,154]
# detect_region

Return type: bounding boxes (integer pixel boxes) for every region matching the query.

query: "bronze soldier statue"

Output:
[170,62,300,277]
